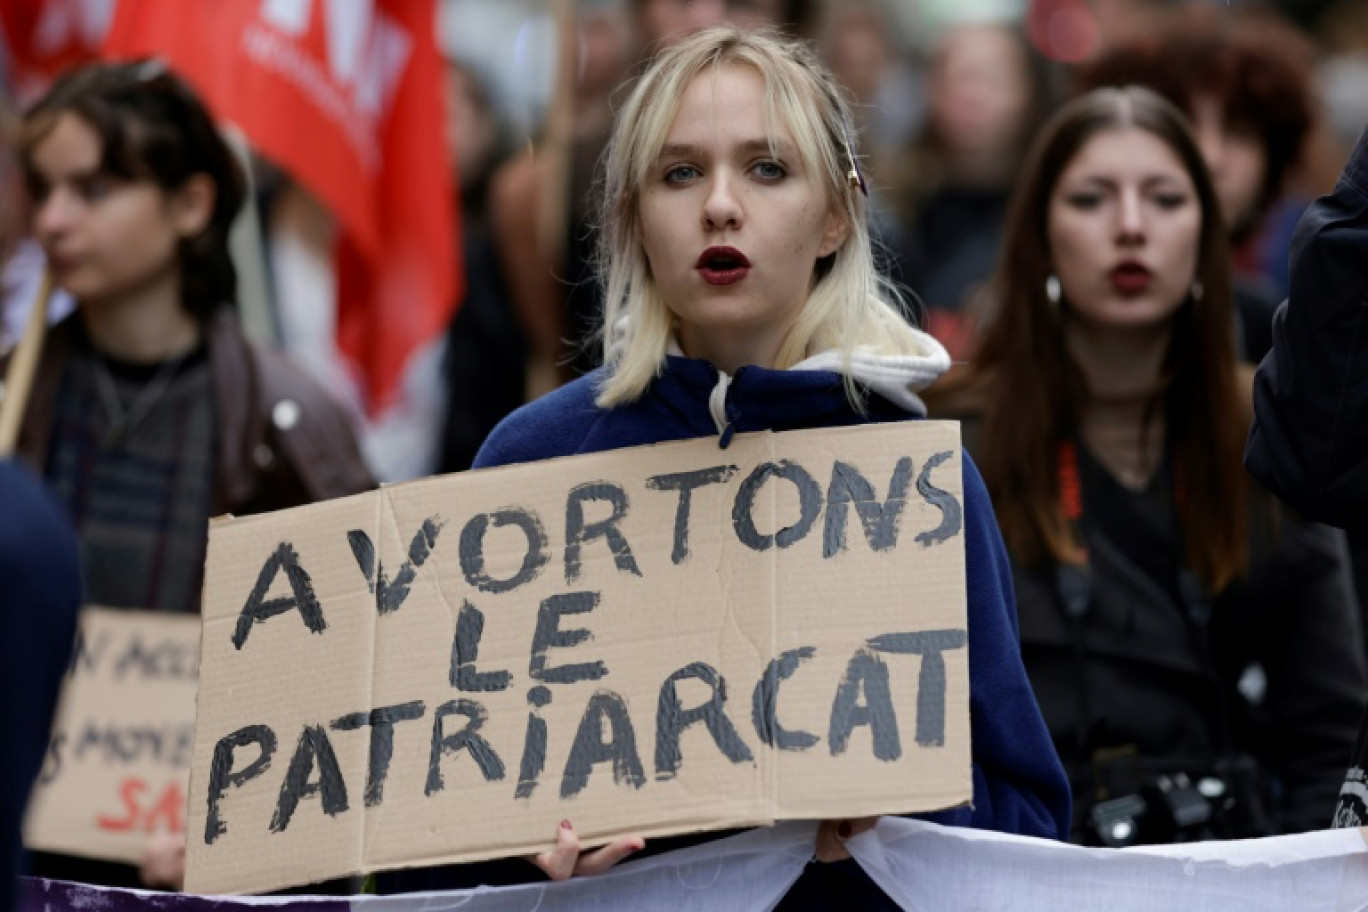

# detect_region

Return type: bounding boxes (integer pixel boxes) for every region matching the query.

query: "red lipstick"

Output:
[696,246,751,286]
[1109,261,1153,295]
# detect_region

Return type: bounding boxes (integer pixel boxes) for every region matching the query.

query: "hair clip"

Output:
[840,123,868,198]
[847,164,868,196]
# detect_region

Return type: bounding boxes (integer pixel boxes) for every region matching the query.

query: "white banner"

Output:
[21,819,1368,911]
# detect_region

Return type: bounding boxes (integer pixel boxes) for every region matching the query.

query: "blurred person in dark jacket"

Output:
[0,461,80,912]
[896,21,1046,359]
[434,59,523,473]
[1245,122,1368,828]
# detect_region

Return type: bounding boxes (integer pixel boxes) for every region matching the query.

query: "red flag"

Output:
[103,0,460,413]
[0,0,115,103]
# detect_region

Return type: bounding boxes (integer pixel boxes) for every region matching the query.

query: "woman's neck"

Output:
[1066,318,1171,490]
[677,325,789,376]
[79,279,201,363]
[1065,318,1170,401]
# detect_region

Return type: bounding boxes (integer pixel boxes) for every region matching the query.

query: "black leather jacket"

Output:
[1246,126,1368,830]
[1246,126,1368,526]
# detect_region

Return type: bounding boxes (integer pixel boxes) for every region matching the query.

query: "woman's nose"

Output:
[33,188,76,239]
[1116,189,1145,241]
[701,173,742,231]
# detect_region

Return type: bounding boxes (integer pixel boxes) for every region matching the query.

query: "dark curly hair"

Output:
[17,60,246,321]
[1075,9,1315,240]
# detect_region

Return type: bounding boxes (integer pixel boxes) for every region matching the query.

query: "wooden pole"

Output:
[0,270,53,459]
[539,0,576,264]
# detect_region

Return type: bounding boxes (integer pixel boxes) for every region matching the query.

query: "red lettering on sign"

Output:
[95,777,146,831]
[95,778,186,833]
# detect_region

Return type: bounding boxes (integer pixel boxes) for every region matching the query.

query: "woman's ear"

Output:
[818,208,849,259]
[171,173,216,238]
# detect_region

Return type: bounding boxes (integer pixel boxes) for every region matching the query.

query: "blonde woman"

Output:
[387,28,1070,908]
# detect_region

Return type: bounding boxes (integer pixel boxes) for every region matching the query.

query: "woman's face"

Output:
[1048,126,1201,331]
[28,112,193,307]
[1189,94,1267,236]
[638,64,846,369]
[928,24,1031,158]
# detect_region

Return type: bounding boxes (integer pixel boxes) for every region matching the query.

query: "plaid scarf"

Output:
[45,333,215,614]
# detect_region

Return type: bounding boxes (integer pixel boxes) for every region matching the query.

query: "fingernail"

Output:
[560,819,573,830]
[837,823,853,839]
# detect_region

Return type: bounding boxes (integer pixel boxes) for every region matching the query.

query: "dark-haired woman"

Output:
[5,61,373,887]
[930,86,1365,845]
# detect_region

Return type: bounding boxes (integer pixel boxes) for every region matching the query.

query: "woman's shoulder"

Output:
[922,364,989,418]
[226,327,376,500]
[921,364,990,456]
[474,372,607,469]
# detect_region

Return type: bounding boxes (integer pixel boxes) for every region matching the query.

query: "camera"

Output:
[1088,772,1228,846]
[1079,753,1272,847]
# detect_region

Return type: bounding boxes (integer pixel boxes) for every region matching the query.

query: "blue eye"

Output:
[753,161,786,181]
[664,164,700,184]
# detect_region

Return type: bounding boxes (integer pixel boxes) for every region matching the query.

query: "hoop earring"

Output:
[1191,280,1204,302]
[1046,274,1062,307]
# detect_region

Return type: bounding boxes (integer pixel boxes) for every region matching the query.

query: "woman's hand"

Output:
[528,819,645,881]
[814,816,879,862]
[140,832,187,891]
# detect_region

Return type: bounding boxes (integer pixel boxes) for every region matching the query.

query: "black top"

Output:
[1003,438,1363,842]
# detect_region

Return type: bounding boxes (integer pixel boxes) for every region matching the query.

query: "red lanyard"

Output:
[1057,440,1088,566]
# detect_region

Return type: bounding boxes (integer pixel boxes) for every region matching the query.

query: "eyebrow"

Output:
[657,138,797,161]
[1069,174,1189,190]
[29,164,106,185]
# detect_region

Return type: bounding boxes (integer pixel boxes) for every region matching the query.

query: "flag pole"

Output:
[538,0,576,265]
[0,269,52,459]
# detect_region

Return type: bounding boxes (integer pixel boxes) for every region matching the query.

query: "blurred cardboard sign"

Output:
[24,607,199,863]
[187,422,971,895]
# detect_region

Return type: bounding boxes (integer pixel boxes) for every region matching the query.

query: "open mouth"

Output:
[696,247,751,286]
[1109,262,1153,294]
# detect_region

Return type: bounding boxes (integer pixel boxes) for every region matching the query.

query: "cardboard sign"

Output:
[187,422,971,895]
[24,607,200,863]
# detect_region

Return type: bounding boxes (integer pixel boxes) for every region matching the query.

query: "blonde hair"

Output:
[594,27,925,408]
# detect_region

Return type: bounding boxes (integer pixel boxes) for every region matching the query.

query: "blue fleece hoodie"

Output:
[381,353,1069,898]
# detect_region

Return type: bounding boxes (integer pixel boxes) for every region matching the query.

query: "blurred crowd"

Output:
[5,0,1368,900]
[6,0,1368,479]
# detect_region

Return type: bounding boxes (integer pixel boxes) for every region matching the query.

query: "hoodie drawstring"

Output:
[708,370,736,448]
